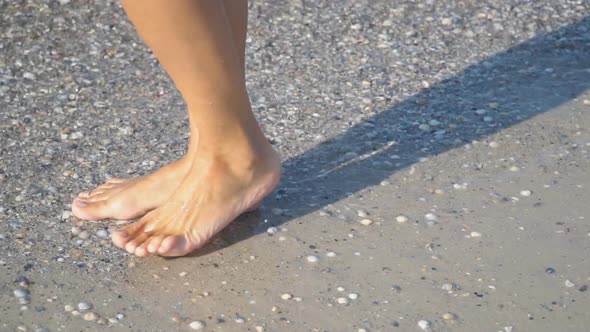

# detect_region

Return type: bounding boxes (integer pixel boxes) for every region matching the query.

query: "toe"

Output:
[112,220,147,249]
[107,178,125,184]
[71,198,111,221]
[158,234,202,257]
[125,232,151,254]
[134,242,149,257]
[147,235,165,254]
[78,191,91,198]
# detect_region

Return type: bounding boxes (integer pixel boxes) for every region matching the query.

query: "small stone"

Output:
[108,318,118,324]
[266,227,278,235]
[441,17,452,25]
[545,267,556,274]
[35,328,49,332]
[470,231,482,238]
[96,229,109,238]
[348,293,359,300]
[61,211,71,220]
[442,312,457,320]
[489,102,499,109]
[337,286,345,292]
[419,124,431,131]
[359,219,373,226]
[189,320,205,330]
[336,297,349,305]
[64,304,74,312]
[326,252,336,257]
[475,109,487,115]
[23,72,36,80]
[83,312,98,321]
[179,272,188,277]
[489,141,499,148]
[510,166,520,172]
[18,297,30,305]
[17,326,27,332]
[424,213,437,221]
[520,190,532,197]
[358,329,368,332]
[281,293,292,300]
[441,283,458,291]
[77,302,92,311]
[78,231,89,239]
[396,215,408,223]
[71,310,80,316]
[429,119,441,126]
[357,209,369,217]
[235,317,245,323]
[71,227,82,236]
[306,255,319,263]
[14,288,29,298]
[483,116,493,122]
[417,319,431,330]
[565,279,576,288]
[116,313,125,320]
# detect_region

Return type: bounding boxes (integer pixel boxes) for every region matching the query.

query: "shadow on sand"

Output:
[187,16,590,258]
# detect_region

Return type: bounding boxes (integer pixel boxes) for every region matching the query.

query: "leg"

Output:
[71,0,250,221]
[110,0,280,257]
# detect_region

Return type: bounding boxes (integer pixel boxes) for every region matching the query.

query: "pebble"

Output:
[116,313,125,320]
[417,319,431,330]
[281,293,292,300]
[14,288,29,298]
[520,190,532,197]
[71,310,80,316]
[189,321,205,330]
[357,209,369,217]
[545,267,556,274]
[64,304,74,312]
[326,251,336,257]
[235,317,245,324]
[78,231,89,239]
[83,312,99,321]
[565,279,576,288]
[359,219,373,226]
[96,229,109,238]
[424,213,437,221]
[441,283,459,291]
[358,329,368,332]
[71,226,82,236]
[77,302,92,311]
[510,166,520,172]
[483,116,493,122]
[23,72,36,80]
[442,312,457,320]
[470,231,482,238]
[475,109,487,115]
[179,272,188,277]
[306,255,319,263]
[266,227,278,235]
[35,328,49,332]
[489,141,499,148]
[419,124,431,131]
[348,293,359,300]
[396,215,408,223]
[336,297,349,305]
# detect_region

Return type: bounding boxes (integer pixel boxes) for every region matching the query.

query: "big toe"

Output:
[71,198,113,221]
[158,234,202,257]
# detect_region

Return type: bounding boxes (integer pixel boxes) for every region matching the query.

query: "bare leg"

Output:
[71,0,251,221]
[106,0,280,257]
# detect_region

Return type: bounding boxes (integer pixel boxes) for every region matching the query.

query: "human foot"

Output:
[71,158,191,221]
[111,148,281,257]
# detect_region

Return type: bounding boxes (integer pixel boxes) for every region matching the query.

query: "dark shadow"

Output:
[187,17,590,257]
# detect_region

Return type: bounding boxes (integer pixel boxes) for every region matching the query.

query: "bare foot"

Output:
[111,149,281,257]
[71,158,191,221]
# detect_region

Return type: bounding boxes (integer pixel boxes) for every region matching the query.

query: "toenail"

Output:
[76,199,88,207]
[117,231,129,238]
